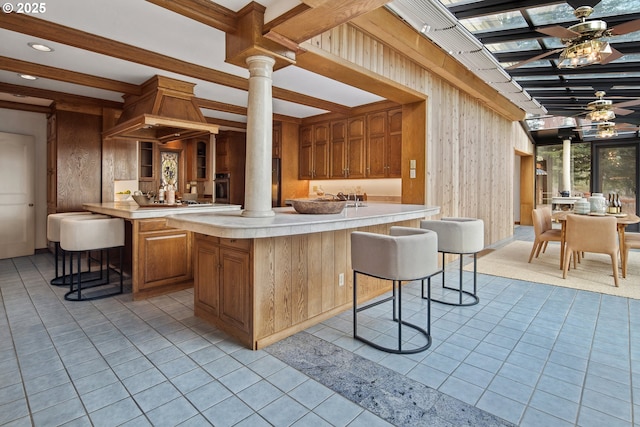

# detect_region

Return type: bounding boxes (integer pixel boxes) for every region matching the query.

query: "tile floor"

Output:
[1,226,638,426]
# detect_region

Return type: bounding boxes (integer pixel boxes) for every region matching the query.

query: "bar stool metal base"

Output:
[64,247,124,302]
[51,244,107,287]
[423,252,479,307]
[353,271,432,354]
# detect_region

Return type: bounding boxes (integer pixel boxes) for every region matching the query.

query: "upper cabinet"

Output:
[299,106,402,180]
[195,139,209,181]
[273,122,281,159]
[139,141,155,181]
[299,123,329,179]
[367,109,401,178]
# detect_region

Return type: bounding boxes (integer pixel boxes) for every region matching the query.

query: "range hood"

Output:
[103,75,219,143]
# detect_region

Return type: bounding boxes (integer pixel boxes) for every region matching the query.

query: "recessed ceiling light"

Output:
[18,74,38,80]
[28,42,54,52]
[13,94,27,98]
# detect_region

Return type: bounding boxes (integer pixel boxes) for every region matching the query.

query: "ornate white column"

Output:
[242,55,276,218]
[562,137,571,195]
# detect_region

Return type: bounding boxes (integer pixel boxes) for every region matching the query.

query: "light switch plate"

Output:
[410,159,416,169]
[410,169,416,179]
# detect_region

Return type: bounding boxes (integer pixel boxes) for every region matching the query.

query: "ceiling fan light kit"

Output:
[596,121,618,138]
[557,39,612,69]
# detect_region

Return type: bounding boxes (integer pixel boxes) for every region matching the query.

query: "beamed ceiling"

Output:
[1,0,640,138]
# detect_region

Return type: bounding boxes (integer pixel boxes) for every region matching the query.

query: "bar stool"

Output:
[351,226,439,354]
[420,217,484,306]
[47,212,96,285]
[60,217,125,301]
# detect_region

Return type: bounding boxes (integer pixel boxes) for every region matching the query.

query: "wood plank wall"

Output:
[308,24,534,245]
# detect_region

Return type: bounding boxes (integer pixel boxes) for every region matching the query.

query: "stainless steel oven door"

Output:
[215,173,230,204]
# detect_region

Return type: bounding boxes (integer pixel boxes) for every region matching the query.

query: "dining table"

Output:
[551,211,640,271]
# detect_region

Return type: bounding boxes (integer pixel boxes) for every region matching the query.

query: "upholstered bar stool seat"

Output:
[420,217,484,306]
[47,212,95,285]
[60,217,125,301]
[351,226,439,354]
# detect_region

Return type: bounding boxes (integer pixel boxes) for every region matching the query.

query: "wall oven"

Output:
[215,173,230,204]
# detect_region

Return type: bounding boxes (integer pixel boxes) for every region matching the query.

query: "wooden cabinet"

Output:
[194,234,252,342]
[299,123,329,179]
[139,141,155,181]
[132,218,193,299]
[301,106,401,180]
[186,138,210,181]
[273,122,281,159]
[215,134,230,173]
[367,109,402,178]
[47,110,102,214]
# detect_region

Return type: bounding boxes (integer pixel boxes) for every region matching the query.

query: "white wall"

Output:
[0,109,48,249]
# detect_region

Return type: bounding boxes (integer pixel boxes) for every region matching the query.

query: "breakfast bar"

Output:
[83,201,241,300]
[166,203,439,349]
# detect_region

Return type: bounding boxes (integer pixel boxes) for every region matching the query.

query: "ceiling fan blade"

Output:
[609,18,640,36]
[612,107,634,116]
[612,98,640,109]
[537,25,581,39]
[599,47,623,65]
[505,48,563,70]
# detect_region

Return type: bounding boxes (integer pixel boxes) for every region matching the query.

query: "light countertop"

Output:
[165,203,440,239]
[83,201,242,219]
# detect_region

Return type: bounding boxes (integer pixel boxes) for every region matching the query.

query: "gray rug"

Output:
[266,332,514,427]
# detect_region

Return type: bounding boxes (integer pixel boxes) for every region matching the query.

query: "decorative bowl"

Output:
[114,193,131,202]
[291,198,346,214]
[132,194,155,206]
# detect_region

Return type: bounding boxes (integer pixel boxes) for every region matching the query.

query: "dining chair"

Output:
[528,206,563,263]
[622,232,640,278]
[562,214,619,287]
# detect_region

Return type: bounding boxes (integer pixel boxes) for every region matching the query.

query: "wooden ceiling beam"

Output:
[0,56,141,95]
[264,0,391,48]
[0,82,123,109]
[145,0,237,33]
[0,13,351,115]
[0,99,51,114]
[297,43,425,105]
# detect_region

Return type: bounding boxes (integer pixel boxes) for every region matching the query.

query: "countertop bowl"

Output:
[114,193,131,202]
[132,194,154,206]
[291,198,346,214]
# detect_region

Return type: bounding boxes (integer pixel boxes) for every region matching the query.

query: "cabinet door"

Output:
[313,123,330,179]
[137,226,192,290]
[272,122,282,159]
[347,117,366,179]
[215,136,230,173]
[220,247,251,333]
[196,140,209,180]
[367,112,387,178]
[387,109,402,178]
[329,120,347,178]
[194,237,219,317]
[139,141,155,181]
[299,125,314,179]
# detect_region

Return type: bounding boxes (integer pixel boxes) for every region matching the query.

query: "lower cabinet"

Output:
[194,234,252,344]
[132,218,193,299]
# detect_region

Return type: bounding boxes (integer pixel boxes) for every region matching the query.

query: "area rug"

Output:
[466,240,640,299]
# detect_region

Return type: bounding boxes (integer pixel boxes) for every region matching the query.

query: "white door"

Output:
[0,132,35,259]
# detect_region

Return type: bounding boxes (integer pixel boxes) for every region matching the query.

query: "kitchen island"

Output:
[83,201,241,300]
[166,203,439,349]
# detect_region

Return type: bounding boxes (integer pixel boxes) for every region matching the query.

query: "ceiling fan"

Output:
[574,91,640,121]
[574,119,640,138]
[507,5,640,70]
